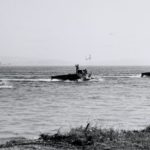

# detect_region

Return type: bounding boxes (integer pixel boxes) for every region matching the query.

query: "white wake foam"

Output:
[0,81,13,89]
[89,77,104,82]
[0,77,104,83]
[101,74,141,78]
[1,78,52,82]
[0,85,13,89]
[128,74,141,78]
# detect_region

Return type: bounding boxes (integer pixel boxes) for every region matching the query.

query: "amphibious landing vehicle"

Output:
[51,65,92,81]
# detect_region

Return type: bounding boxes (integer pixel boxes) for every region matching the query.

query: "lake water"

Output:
[0,66,150,138]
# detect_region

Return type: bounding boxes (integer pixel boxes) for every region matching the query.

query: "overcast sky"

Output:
[0,0,150,65]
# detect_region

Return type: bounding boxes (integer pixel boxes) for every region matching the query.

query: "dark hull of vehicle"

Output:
[51,74,80,81]
[141,72,150,77]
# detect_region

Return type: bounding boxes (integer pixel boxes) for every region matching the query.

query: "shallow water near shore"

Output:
[0,66,150,138]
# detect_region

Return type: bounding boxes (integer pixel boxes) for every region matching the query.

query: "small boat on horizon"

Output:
[51,64,92,81]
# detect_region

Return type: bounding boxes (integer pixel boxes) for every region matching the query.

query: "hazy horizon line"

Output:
[1,64,150,67]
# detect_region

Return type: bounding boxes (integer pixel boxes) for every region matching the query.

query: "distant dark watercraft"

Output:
[51,65,92,81]
[141,72,150,77]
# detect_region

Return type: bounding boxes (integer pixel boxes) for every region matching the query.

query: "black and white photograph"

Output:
[0,0,150,149]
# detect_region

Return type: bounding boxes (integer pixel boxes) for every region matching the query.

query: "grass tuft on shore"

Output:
[2,124,150,149]
[38,124,150,149]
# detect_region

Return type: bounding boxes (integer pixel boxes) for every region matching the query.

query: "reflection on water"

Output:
[0,66,150,138]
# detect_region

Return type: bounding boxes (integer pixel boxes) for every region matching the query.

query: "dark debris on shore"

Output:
[1,124,150,150]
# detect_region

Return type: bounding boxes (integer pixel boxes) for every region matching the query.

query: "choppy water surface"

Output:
[0,66,150,138]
